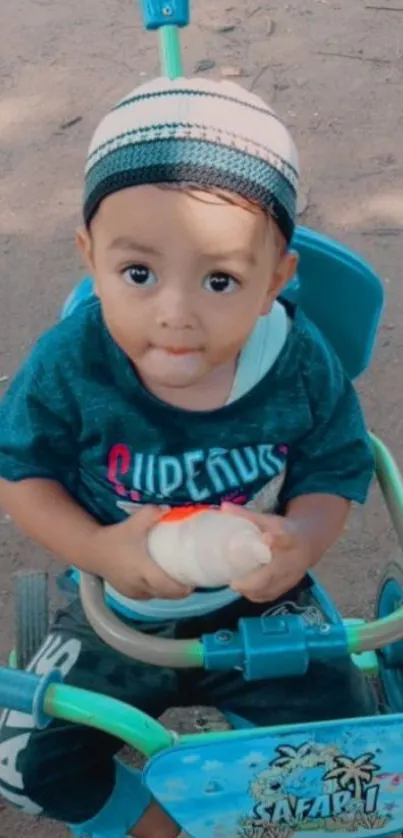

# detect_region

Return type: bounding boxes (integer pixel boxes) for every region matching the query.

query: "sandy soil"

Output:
[1,0,403,835]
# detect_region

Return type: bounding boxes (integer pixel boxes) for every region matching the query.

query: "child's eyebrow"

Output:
[107,236,159,255]
[107,238,257,266]
[206,249,258,266]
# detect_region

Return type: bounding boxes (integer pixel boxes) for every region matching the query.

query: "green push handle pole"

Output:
[160,26,184,78]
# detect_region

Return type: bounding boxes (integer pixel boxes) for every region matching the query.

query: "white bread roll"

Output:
[148,507,271,588]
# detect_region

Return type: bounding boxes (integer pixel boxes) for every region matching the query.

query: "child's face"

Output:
[78,185,297,391]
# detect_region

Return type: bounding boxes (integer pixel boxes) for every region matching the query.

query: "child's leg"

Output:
[0,597,180,837]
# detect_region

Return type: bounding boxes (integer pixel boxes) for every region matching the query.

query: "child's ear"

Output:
[76,227,99,296]
[76,227,94,272]
[261,250,299,315]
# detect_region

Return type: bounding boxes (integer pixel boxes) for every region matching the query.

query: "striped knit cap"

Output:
[84,76,299,243]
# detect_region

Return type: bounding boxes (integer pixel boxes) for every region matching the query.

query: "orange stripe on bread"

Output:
[160,505,212,524]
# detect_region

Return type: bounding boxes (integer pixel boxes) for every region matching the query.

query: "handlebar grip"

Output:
[0,667,40,713]
[0,666,62,727]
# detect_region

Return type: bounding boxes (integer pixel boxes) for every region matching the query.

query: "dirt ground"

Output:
[1,0,403,835]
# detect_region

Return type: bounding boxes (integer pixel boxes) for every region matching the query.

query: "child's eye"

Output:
[203,272,239,294]
[122,265,157,287]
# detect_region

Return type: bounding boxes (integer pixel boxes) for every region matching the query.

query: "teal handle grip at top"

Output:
[140,0,189,30]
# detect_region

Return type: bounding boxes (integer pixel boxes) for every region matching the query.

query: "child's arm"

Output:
[285,492,350,563]
[0,477,190,601]
[0,328,190,602]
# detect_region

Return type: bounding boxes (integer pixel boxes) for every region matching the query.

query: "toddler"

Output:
[0,77,376,838]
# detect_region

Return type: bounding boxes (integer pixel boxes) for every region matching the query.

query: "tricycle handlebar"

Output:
[0,666,173,756]
[80,573,403,679]
[80,573,204,668]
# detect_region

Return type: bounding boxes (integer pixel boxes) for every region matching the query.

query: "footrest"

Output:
[145,715,403,837]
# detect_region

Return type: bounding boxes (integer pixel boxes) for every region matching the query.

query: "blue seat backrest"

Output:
[61,226,384,382]
[284,227,384,380]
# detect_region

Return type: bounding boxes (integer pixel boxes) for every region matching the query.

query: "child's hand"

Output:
[221,503,314,603]
[90,505,193,601]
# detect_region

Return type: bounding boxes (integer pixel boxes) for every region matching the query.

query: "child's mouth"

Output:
[158,346,201,356]
[146,346,204,378]
[164,348,198,355]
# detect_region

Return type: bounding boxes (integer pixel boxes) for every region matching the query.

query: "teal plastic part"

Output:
[159,26,184,77]
[145,714,403,838]
[69,760,151,838]
[343,618,379,676]
[287,226,384,380]
[140,0,189,29]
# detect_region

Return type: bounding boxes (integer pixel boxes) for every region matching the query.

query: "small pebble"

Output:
[274,80,290,92]
[266,15,274,35]
[59,116,82,130]
[208,23,236,33]
[221,65,244,77]
[194,59,216,73]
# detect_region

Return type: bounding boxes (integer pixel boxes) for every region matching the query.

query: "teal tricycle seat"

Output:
[285,227,384,380]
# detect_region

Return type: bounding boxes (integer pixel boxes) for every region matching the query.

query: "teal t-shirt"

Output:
[0,297,373,523]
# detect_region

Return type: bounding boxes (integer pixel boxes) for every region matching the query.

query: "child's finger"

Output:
[230,564,275,602]
[221,503,294,549]
[264,528,294,551]
[129,503,171,531]
[128,588,153,601]
[146,561,193,600]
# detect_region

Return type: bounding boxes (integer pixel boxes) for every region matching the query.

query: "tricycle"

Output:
[2,1,403,837]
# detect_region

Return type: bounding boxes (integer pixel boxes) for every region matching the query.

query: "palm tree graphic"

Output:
[324,753,380,799]
[270,743,313,772]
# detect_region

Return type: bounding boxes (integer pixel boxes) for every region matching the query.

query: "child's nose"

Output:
[156,288,195,329]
